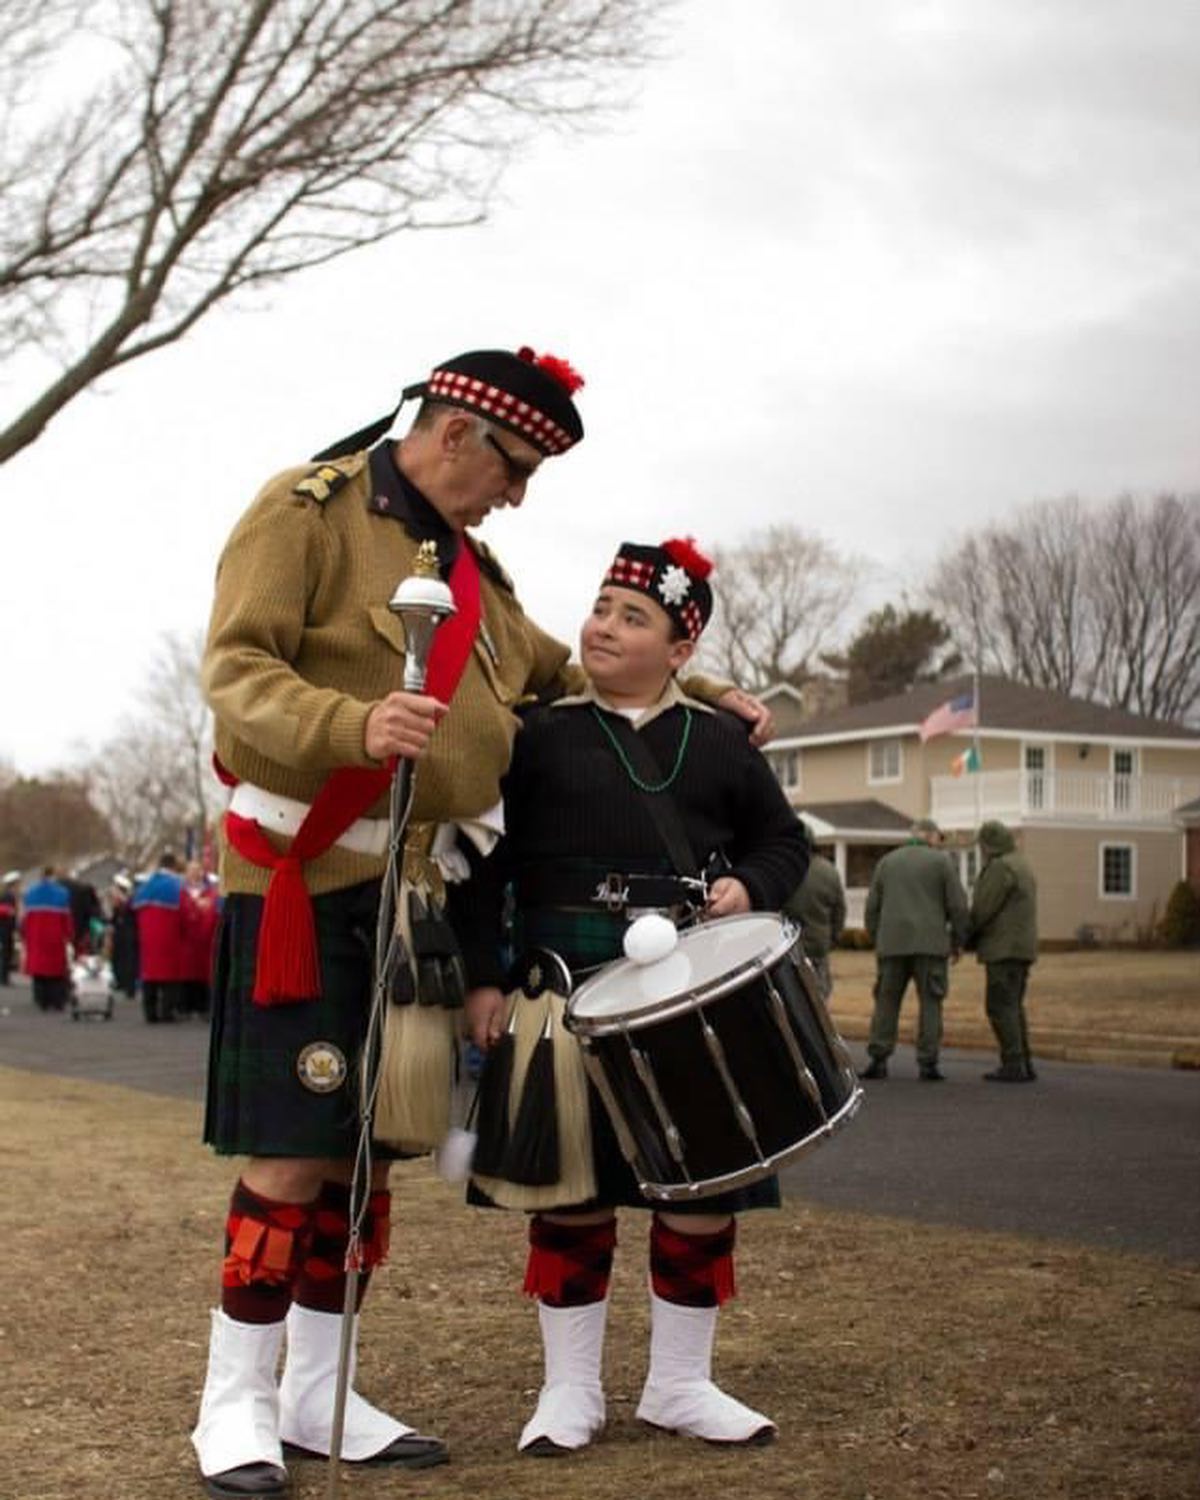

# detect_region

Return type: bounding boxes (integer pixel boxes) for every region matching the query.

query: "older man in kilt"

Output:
[192,349,770,1499]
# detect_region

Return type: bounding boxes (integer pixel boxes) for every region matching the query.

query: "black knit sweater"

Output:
[451,700,809,987]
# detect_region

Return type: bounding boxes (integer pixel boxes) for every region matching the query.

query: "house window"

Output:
[770,750,801,789]
[1024,744,1049,811]
[867,738,902,784]
[1099,843,1136,899]
[1112,748,1137,814]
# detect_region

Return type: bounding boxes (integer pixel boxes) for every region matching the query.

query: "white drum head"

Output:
[569,912,792,1028]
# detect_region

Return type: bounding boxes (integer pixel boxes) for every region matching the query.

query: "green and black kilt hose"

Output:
[204,880,405,1160]
[470,906,779,1217]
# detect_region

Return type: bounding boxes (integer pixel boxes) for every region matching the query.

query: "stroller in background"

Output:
[69,954,116,1021]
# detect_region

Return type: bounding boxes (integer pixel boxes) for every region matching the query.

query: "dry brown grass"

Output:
[2,1066,1197,1500]
[828,949,1200,1064]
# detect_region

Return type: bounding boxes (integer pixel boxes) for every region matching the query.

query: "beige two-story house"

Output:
[762,675,1200,942]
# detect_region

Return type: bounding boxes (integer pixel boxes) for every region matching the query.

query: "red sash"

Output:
[225,543,482,1004]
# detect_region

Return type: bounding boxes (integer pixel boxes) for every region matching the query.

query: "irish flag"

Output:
[951,746,981,777]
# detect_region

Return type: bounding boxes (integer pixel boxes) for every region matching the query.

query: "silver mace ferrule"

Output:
[388,540,457,691]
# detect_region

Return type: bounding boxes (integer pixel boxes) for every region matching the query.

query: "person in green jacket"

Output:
[861,818,969,1081]
[783,821,846,1001]
[967,820,1039,1083]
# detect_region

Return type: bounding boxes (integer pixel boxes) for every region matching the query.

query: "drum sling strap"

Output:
[592,710,702,885]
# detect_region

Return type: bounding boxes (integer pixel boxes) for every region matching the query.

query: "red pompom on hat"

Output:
[521,350,585,396]
[662,536,713,581]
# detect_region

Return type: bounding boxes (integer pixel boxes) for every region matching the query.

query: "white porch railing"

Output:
[930,769,1200,827]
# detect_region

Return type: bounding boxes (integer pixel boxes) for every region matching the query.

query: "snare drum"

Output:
[565,913,861,1202]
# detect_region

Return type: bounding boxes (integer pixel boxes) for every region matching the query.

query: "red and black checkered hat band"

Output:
[427,368,575,454]
[603,543,713,641]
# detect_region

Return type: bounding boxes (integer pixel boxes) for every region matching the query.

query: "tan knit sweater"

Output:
[203,453,732,898]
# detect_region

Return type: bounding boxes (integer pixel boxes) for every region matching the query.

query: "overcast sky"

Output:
[2,0,1197,776]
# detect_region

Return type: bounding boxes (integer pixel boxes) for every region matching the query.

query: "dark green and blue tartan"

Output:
[204,881,404,1160]
[512,856,671,975]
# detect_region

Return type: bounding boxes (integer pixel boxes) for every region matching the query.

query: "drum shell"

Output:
[573,939,860,1201]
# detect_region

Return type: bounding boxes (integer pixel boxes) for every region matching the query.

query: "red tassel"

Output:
[251,854,322,1005]
[663,536,713,580]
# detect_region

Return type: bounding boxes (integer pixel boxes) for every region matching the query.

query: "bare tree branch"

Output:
[929,492,1200,724]
[696,525,864,693]
[2,0,668,462]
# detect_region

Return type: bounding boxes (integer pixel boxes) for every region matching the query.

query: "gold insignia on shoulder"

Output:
[293,454,366,503]
[296,1041,348,1094]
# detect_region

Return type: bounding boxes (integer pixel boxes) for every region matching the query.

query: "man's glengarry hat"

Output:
[313,346,585,461]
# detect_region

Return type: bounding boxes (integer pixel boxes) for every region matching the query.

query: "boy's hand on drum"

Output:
[705,877,751,918]
[464,985,507,1048]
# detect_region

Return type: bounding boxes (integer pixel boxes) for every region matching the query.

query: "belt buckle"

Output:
[596,873,627,913]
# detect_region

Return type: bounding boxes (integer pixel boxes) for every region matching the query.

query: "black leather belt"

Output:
[515,869,708,913]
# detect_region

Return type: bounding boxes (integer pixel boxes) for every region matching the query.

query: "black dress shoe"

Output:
[284,1434,449,1469]
[983,1067,1033,1083]
[521,1435,573,1458]
[858,1059,888,1080]
[919,1066,946,1082]
[202,1461,288,1499]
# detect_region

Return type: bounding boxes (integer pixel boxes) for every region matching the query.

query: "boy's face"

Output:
[579,585,695,700]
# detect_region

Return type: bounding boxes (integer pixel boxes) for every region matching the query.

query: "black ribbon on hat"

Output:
[311,383,427,462]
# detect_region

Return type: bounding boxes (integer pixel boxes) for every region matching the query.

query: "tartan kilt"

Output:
[470,904,780,1216]
[204,880,403,1159]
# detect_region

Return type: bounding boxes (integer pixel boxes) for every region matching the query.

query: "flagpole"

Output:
[972,618,983,843]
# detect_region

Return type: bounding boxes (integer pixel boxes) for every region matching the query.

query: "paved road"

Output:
[2,981,1197,1262]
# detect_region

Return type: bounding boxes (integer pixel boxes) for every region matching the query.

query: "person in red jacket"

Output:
[20,867,74,1011]
[133,851,185,1023]
[180,860,221,1018]
[0,871,19,985]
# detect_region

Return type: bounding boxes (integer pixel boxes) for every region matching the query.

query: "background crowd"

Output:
[1,854,221,1023]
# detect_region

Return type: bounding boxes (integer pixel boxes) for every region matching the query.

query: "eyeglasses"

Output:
[484,430,539,487]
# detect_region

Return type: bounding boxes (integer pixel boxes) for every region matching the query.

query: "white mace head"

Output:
[389,541,457,692]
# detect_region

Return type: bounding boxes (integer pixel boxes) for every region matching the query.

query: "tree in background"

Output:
[823,603,961,705]
[929,492,1200,724]
[1,0,665,462]
[79,630,220,868]
[0,773,113,872]
[697,524,862,694]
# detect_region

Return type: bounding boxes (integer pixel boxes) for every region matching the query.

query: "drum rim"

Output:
[565,912,802,1036]
[633,1083,864,1201]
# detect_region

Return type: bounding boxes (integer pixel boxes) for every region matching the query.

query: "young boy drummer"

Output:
[459,537,809,1455]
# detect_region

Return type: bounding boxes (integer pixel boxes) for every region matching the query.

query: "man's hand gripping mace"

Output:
[326,542,456,1498]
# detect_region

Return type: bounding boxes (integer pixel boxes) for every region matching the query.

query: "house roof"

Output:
[782,673,1200,745]
[1175,795,1200,824]
[797,799,913,836]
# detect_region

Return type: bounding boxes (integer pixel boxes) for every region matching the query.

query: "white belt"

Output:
[228,782,390,859]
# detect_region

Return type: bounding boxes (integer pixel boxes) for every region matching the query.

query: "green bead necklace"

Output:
[591,706,693,793]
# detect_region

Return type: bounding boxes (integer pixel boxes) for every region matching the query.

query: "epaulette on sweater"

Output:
[292,452,367,503]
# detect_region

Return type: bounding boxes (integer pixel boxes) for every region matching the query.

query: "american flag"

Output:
[919,692,977,742]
